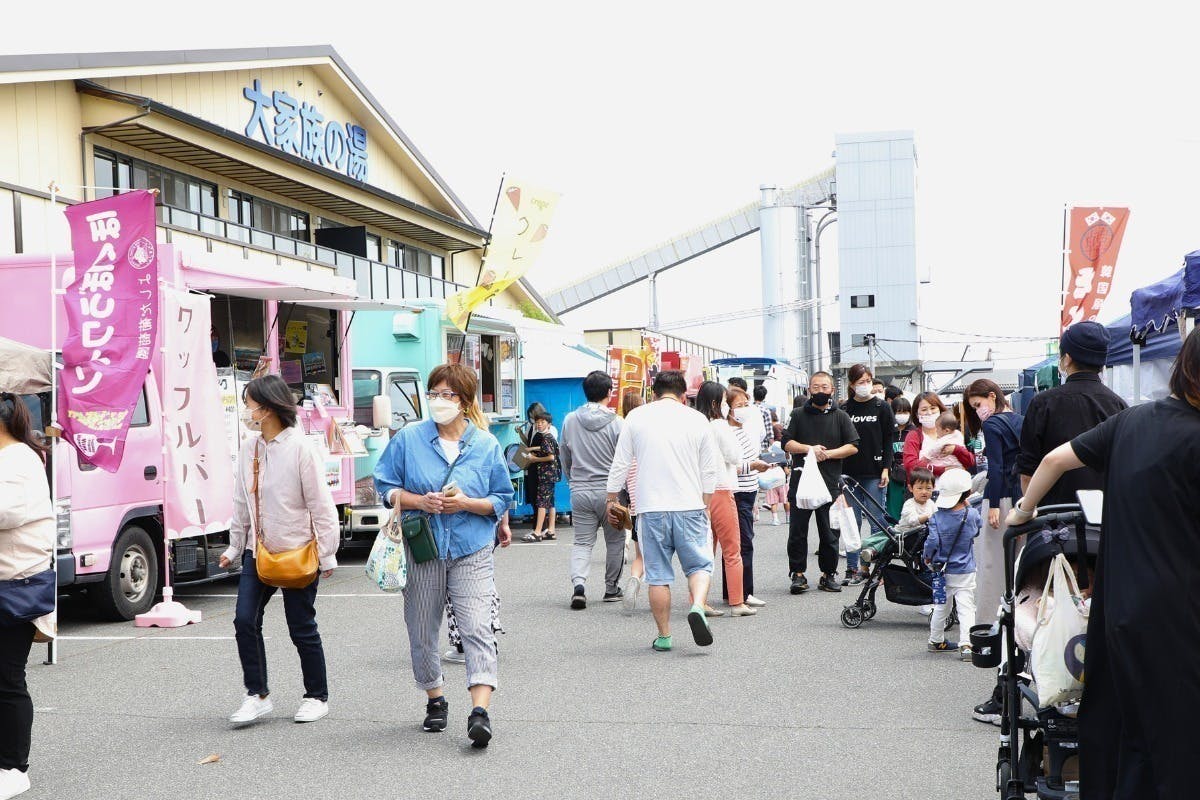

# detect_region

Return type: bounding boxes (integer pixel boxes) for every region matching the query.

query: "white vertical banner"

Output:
[162,288,234,539]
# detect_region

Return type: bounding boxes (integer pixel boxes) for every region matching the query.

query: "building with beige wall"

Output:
[0,45,555,318]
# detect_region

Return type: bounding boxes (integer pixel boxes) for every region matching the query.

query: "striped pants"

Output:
[403,545,499,691]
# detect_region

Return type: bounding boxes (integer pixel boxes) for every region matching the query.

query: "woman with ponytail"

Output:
[0,393,54,799]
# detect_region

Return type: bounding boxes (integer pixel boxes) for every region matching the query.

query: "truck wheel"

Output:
[88,525,160,621]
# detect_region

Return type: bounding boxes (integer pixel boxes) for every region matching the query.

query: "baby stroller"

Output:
[973,503,1098,800]
[836,476,957,631]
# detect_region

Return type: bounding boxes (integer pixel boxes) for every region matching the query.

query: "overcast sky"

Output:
[6,2,1198,372]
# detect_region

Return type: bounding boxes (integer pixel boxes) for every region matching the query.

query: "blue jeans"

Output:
[233,551,328,701]
[844,476,886,573]
[638,510,714,586]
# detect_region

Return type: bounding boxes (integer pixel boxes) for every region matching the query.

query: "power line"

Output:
[913,323,1053,342]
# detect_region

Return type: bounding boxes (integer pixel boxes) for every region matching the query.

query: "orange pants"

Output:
[709,489,744,606]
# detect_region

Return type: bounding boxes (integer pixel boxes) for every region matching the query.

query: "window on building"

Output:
[851,333,876,348]
[850,294,875,309]
[93,148,216,216]
[228,190,310,242]
[365,233,381,262]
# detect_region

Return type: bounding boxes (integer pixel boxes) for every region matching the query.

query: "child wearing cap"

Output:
[922,468,981,659]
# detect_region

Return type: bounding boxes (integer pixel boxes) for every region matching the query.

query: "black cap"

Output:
[1060,321,1110,366]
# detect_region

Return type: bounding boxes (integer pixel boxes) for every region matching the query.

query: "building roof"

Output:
[0,46,561,321]
[0,45,484,231]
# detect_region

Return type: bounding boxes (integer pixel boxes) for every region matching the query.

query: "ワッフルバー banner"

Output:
[448,177,560,330]
[1062,206,1130,332]
[162,287,234,539]
[59,189,159,472]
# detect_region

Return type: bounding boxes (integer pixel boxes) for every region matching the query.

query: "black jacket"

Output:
[1016,371,1127,507]
[782,400,860,494]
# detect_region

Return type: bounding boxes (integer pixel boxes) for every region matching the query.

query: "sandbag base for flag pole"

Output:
[135,587,201,628]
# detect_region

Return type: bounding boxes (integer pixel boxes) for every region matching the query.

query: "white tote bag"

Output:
[794,449,832,510]
[832,496,861,550]
[758,466,786,491]
[1031,553,1089,708]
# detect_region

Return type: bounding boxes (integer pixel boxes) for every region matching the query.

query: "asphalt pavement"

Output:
[25,519,1001,800]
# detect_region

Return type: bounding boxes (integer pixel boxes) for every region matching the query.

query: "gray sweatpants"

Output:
[403,545,498,691]
[569,487,625,592]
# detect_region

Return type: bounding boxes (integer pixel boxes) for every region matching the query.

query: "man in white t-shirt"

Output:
[608,370,722,652]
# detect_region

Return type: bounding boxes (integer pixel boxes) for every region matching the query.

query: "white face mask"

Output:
[854,384,872,400]
[240,407,263,432]
[429,397,462,425]
[918,412,938,428]
[895,413,910,426]
[732,406,750,423]
[720,400,731,419]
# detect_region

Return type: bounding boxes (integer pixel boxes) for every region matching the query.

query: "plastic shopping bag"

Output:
[1031,553,1089,708]
[758,466,786,491]
[794,450,832,510]
[365,517,408,593]
[833,496,861,550]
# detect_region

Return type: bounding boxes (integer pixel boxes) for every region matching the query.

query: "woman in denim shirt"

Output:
[375,363,514,748]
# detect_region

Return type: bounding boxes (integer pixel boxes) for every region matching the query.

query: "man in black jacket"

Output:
[972,320,1127,726]
[781,372,859,594]
[1016,321,1127,505]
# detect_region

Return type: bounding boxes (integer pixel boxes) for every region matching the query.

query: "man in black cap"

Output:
[971,319,1127,725]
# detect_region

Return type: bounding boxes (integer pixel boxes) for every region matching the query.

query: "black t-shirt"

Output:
[782,402,860,494]
[1018,372,1127,506]
[840,396,895,477]
[1071,397,1200,628]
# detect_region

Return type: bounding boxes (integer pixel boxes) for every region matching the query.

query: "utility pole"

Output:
[647,272,659,330]
[867,334,876,377]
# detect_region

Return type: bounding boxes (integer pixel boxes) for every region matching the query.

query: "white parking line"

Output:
[178,593,400,598]
[60,635,251,641]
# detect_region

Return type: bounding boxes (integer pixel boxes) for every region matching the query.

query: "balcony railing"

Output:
[157,204,486,305]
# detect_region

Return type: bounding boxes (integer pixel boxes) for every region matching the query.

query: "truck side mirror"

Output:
[372,395,393,429]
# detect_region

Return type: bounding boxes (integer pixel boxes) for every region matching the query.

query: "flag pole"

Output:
[1060,204,1069,333]
[458,172,507,342]
[46,181,60,666]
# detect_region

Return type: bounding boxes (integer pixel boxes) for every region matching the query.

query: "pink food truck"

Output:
[0,243,395,620]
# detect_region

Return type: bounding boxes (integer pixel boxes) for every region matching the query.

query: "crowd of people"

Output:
[4,318,1197,799]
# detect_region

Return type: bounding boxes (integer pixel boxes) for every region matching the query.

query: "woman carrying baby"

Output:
[901,392,976,479]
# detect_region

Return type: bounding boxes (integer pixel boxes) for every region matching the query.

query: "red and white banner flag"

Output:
[161,288,234,539]
[59,190,159,471]
[1062,206,1130,332]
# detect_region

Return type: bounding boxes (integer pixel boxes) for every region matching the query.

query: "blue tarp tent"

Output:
[1014,356,1058,413]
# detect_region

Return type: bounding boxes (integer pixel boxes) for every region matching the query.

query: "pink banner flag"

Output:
[162,288,233,539]
[59,190,159,472]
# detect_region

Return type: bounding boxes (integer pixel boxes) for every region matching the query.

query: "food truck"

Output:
[344,299,527,545]
[0,244,402,619]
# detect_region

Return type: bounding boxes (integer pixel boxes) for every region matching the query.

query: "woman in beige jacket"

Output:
[0,393,54,800]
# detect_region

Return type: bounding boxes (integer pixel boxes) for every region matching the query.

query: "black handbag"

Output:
[0,568,56,625]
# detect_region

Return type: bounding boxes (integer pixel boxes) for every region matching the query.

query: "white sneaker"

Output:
[919,605,934,617]
[772,515,782,526]
[745,594,767,608]
[229,694,273,725]
[443,648,467,664]
[730,604,758,617]
[0,768,30,800]
[623,574,643,616]
[294,698,329,723]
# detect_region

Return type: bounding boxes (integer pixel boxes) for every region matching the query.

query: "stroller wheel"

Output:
[840,606,865,629]
[861,600,877,620]
[945,606,958,632]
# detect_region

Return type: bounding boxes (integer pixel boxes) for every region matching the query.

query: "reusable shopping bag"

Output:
[1031,552,1089,708]
[794,450,832,510]
[832,496,861,550]
[365,514,408,593]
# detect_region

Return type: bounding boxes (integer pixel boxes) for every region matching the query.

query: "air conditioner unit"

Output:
[392,312,421,341]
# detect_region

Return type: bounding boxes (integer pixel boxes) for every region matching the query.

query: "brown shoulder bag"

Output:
[251,438,320,589]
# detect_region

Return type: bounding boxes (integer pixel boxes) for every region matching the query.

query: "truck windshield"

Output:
[352,370,381,427]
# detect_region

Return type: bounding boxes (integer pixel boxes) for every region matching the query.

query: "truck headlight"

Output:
[55,498,72,550]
